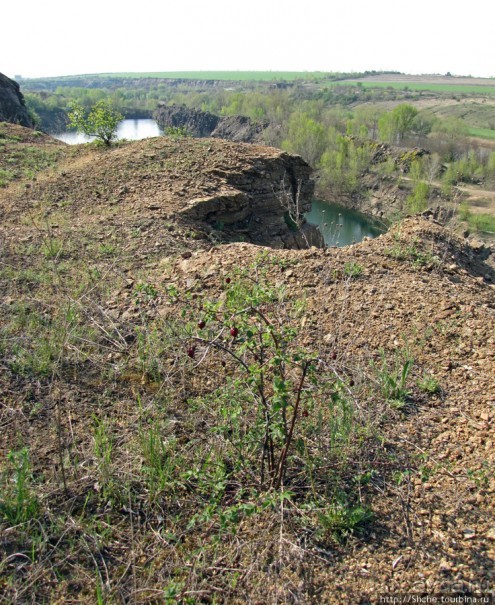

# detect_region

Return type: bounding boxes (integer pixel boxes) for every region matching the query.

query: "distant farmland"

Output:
[338,74,495,95]
[25,71,495,93]
[73,71,335,81]
[335,81,495,95]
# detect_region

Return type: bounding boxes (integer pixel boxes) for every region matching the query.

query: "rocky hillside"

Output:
[0,125,494,604]
[0,124,321,250]
[0,73,33,127]
[321,139,495,239]
[154,103,268,143]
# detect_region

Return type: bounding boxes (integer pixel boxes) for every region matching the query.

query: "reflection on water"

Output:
[306,199,385,247]
[52,119,162,144]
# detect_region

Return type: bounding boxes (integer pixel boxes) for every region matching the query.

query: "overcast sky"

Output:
[2,0,494,79]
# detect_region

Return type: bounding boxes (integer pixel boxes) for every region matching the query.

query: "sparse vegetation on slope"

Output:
[0,127,494,604]
[0,123,68,187]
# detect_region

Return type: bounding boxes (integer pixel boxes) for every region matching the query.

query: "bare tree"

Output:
[276,173,312,248]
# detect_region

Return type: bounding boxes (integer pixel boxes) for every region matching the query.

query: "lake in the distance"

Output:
[306,199,386,247]
[52,118,162,144]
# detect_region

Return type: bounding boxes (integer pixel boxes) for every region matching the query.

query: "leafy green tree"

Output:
[392,103,418,141]
[319,136,373,196]
[409,159,424,182]
[68,100,123,146]
[486,151,495,187]
[407,181,430,213]
[411,113,435,137]
[378,104,418,144]
[281,112,327,167]
[431,117,469,141]
[406,158,430,212]
[352,105,384,139]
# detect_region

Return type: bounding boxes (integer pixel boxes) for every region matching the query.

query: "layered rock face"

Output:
[180,149,323,248]
[0,73,33,127]
[155,105,220,137]
[210,115,267,144]
[4,127,322,250]
[154,104,267,144]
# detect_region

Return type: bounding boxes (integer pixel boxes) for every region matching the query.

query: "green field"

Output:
[28,72,495,93]
[68,71,335,81]
[468,127,495,139]
[465,212,495,234]
[336,81,495,94]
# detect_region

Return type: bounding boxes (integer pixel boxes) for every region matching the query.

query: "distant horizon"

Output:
[9,70,495,82]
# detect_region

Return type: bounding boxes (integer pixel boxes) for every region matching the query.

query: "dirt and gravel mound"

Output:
[0,128,494,603]
[158,218,494,601]
[1,132,322,251]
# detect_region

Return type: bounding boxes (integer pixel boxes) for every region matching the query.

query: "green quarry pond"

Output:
[306,199,386,247]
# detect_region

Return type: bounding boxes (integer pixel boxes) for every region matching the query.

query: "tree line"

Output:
[23,79,495,211]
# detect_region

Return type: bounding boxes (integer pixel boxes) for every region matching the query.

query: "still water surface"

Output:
[306,199,385,247]
[52,119,161,144]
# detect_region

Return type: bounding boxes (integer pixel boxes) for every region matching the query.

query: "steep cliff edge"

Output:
[178,146,323,248]
[318,140,493,239]
[0,73,33,127]
[154,104,220,137]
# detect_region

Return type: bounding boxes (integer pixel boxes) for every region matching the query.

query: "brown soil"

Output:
[170,223,495,601]
[456,185,495,215]
[1,126,494,603]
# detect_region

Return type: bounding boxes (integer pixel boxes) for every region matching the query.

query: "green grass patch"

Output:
[0,142,66,186]
[459,202,495,234]
[0,448,40,525]
[417,373,441,395]
[467,213,495,234]
[468,127,495,140]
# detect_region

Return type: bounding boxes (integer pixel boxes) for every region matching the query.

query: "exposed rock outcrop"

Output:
[211,115,268,143]
[154,105,220,137]
[33,107,69,133]
[323,139,436,221]
[0,73,33,127]
[154,104,267,144]
[3,127,322,250]
[180,148,323,248]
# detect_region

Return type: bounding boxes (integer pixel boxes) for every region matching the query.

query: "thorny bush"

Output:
[166,253,365,517]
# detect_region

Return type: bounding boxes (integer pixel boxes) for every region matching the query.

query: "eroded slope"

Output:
[0,128,494,604]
